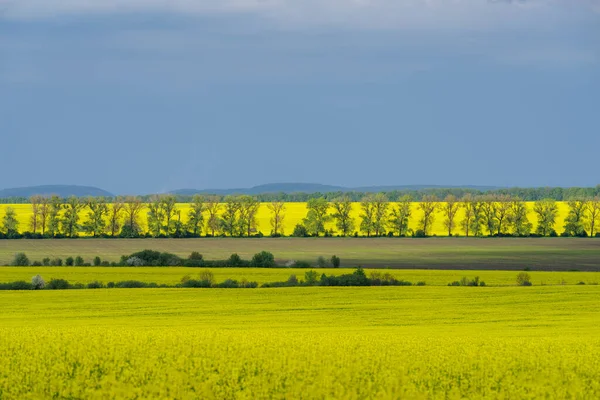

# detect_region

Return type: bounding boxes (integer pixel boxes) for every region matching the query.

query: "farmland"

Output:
[1,286,599,398]
[1,237,600,270]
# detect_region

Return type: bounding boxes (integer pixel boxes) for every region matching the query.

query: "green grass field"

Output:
[2,237,600,270]
[1,266,598,286]
[1,286,599,398]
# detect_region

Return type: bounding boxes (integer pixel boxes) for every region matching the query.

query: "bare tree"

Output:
[331,196,354,236]
[418,195,438,236]
[29,195,41,234]
[389,195,412,237]
[205,196,221,236]
[461,194,476,237]
[39,196,50,235]
[108,197,125,237]
[442,194,460,236]
[586,197,600,237]
[267,201,286,236]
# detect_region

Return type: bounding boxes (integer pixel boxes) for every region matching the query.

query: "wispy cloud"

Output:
[2,0,598,29]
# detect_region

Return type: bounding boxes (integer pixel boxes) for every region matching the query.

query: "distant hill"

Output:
[0,185,114,198]
[170,183,500,196]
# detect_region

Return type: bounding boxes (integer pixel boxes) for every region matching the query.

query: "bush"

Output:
[50,258,63,267]
[292,224,309,237]
[93,257,102,266]
[126,256,145,266]
[115,280,148,288]
[199,269,215,285]
[291,261,312,268]
[180,279,212,288]
[11,253,30,267]
[251,251,276,268]
[330,255,341,268]
[227,253,244,267]
[516,272,532,286]
[107,282,115,288]
[31,261,43,266]
[74,256,85,266]
[65,257,74,266]
[87,281,105,289]
[413,229,426,238]
[31,275,45,290]
[124,250,183,266]
[416,281,426,286]
[46,279,70,290]
[42,258,50,266]
[286,274,299,286]
[316,256,329,268]
[304,270,319,285]
[0,281,32,290]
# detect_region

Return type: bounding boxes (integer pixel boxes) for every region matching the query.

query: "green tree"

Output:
[29,196,41,234]
[186,195,205,237]
[331,196,354,236]
[221,196,241,237]
[586,197,600,237]
[418,195,438,236]
[108,197,125,237]
[442,194,460,236]
[2,206,19,237]
[147,196,165,237]
[359,195,376,237]
[38,197,50,235]
[480,195,498,236]
[122,196,145,237]
[563,200,588,237]
[47,195,63,237]
[494,195,512,235]
[62,197,83,238]
[82,197,108,237]
[303,198,330,237]
[161,195,178,236]
[389,195,412,237]
[372,193,389,236]
[205,196,221,236]
[533,199,558,236]
[508,198,532,237]
[238,196,260,237]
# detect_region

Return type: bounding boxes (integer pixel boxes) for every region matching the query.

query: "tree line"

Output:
[2,185,600,205]
[1,193,600,239]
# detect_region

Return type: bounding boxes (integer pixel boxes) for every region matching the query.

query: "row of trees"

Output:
[1,194,600,238]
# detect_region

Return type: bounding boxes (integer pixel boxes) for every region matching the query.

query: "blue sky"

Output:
[1,1,599,194]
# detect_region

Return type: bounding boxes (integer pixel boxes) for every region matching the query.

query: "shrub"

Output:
[413,229,426,238]
[107,282,115,288]
[416,281,426,286]
[215,279,240,288]
[181,279,211,288]
[251,251,276,268]
[304,270,319,285]
[31,261,42,266]
[93,257,102,266]
[46,279,70,290]
[227,253,244,267]
[0,281,32,290]
[292,224,309,237]
[517,272,532,286]
[42,258,50,266]
[125,250,183,266]
[292,261,312,268]
[65,257,74,266]
[115,280,147,288]
[126,257,145,266]
[286,274,299,286]
[74,256,85,266]
[87,281,104,289]
[199,270,215,285]
[31,275,45,290]
[50,258,63,266]
[11,253,30,267]
[316,256,329,268]
[331,255,341,268]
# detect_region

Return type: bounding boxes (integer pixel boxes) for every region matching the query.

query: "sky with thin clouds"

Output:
[1,0,599,194]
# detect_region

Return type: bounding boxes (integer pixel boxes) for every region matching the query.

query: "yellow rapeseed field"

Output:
[0,202,571,237]
[1,286,599,399]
